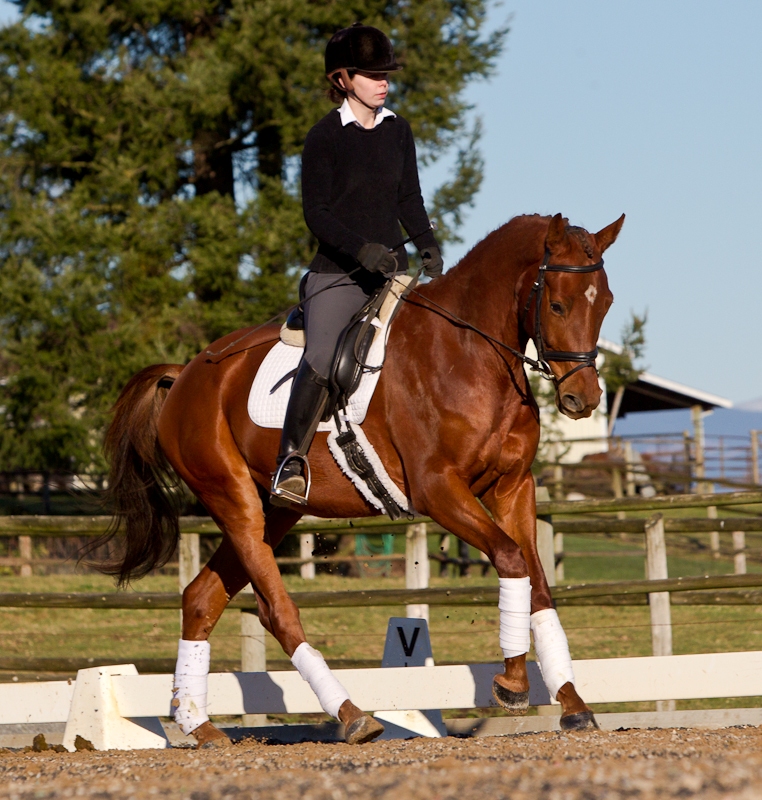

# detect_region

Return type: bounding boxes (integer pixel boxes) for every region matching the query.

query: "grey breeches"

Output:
[302,271,384,379]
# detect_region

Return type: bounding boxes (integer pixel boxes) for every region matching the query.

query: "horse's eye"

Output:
[550,302,564,315]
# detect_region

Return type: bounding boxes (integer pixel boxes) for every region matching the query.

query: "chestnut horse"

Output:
[102,212,623,746]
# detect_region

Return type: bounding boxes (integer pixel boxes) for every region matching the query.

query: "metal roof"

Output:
[598,338,732,415]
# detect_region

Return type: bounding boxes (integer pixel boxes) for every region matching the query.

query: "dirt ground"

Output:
[2,727,762,799]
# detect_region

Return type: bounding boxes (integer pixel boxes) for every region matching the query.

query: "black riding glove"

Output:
[358,242,396,273]
[420,245,443,279]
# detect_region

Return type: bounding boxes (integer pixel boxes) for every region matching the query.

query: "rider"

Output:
[272,22,443,504]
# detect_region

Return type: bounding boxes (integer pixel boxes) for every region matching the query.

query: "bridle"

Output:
[522,250,605,389]
[406,250,604,392]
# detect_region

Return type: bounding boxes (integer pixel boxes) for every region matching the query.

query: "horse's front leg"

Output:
[483,471,599,730]
[412,470,533,714]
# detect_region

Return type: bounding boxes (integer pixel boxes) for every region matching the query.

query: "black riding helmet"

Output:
[325,23,402,80]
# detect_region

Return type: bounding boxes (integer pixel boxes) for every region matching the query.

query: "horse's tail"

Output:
[87,364,185,586]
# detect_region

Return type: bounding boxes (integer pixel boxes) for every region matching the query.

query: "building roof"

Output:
[598,338,732,416]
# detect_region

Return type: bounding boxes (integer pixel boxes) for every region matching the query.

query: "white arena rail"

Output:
[1,651,762,751]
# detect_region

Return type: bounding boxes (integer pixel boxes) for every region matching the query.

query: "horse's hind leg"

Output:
[174,506,301,747]
[484,471,599,731]
[178,471,383,745]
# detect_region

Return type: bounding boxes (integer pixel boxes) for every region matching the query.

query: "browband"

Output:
[545,260,604,273]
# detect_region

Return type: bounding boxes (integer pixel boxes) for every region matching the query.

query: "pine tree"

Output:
[0,1,507,472]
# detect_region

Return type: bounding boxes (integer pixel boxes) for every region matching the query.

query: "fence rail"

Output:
[2,489,762,682]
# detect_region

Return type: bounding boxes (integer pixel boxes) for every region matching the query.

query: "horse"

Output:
[100,211,623,746]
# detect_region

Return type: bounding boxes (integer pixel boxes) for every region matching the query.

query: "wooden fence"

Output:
[0,489,761,683]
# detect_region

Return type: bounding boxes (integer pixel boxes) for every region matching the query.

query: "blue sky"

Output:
[2,1,760,404]
[421,1,762,406]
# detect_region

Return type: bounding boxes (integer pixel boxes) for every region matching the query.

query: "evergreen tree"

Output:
[0,0,507,472]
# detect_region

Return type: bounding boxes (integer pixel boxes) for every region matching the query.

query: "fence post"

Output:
[645,513,674,712]
[611,440,626,521]
[18,535,32,577]
[554,529,565,583]
[752,430,760,485]
[240,586,267,726]
[300,533,316,580]
[535,486,556,587]
[733,530,747,575]
[406,522,429,621]
[691,405,706,494]
[707,505,720,560]
[624,440,636,498]
[551,442,564,500]
[178,533,200,593]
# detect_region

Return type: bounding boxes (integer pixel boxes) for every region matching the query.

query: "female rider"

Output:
[272,22,443,503]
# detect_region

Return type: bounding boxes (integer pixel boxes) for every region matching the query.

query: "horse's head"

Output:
[529,213,624,420]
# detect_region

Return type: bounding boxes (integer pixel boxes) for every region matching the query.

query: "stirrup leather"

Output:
[271,452,312,506]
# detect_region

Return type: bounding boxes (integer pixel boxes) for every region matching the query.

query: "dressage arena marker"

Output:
[2,651,762,751]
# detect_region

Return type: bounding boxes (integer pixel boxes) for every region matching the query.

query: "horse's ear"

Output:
[545,213,568,251]
[594,214,625,253]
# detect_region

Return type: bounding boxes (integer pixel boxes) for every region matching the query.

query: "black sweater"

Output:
[301,110,438,275]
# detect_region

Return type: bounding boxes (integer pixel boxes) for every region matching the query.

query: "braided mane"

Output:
[567,225,595,258]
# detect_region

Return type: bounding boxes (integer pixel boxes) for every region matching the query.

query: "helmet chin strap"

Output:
[331,68,378,112]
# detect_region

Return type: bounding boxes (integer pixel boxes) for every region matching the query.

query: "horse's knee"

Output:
[490,538,528,578]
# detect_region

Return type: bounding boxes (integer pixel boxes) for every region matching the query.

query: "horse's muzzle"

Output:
[557,389,600,420]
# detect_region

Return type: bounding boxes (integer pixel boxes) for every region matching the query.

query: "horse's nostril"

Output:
[561,393,584,413]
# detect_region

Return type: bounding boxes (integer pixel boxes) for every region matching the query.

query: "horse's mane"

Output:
[567,226,595,258]
[447,214,594,274]
[445,214,549,275]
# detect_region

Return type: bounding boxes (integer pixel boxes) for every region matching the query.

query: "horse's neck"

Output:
[421,228,541,349]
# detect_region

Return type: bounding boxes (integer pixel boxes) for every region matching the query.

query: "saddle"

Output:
[277,274,415,520]
[280,274,414,422]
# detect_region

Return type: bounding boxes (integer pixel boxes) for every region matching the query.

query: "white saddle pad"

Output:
[248,311,390,431]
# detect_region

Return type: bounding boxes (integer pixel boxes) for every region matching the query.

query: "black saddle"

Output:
[324,306,378,420]
[281,286,385,422]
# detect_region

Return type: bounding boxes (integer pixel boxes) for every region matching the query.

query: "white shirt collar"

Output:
[338,99,396,129]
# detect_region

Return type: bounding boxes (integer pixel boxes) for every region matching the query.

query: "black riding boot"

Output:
[271,360,329,505]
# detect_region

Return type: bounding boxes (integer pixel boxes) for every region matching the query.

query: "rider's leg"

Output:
[272,359,330,501]
[272,271,379,501]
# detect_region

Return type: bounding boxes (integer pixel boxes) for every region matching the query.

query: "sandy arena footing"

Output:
[2,726,762,799]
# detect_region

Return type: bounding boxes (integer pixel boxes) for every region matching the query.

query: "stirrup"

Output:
[271,453,312,506]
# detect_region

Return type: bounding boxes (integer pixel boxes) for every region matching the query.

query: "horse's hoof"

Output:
[192,721,233,750]
[492,678,529,715]
[344,714,385,745]
[560,710,600,731]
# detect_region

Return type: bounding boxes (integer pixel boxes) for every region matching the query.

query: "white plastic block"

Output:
[62,665,168,752]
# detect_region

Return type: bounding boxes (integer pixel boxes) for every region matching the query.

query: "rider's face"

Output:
[346,71,389,108]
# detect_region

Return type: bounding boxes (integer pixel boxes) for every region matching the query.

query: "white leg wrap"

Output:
[531,608,575,699]
[498,576,531,658]
[172,639,210,735]
[291,642,351,719]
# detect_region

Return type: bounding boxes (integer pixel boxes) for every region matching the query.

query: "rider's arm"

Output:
[397,120,438,253]
[301,125,367,260]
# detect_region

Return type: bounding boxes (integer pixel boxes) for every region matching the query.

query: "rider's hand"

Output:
[420,246,443,279]
[358,242,396,273]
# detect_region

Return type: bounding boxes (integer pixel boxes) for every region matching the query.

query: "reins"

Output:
[406,251,605,390]
[204,225,434,363]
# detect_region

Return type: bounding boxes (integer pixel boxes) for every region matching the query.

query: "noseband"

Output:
[523,251,604,390]
[406,250,605,395]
